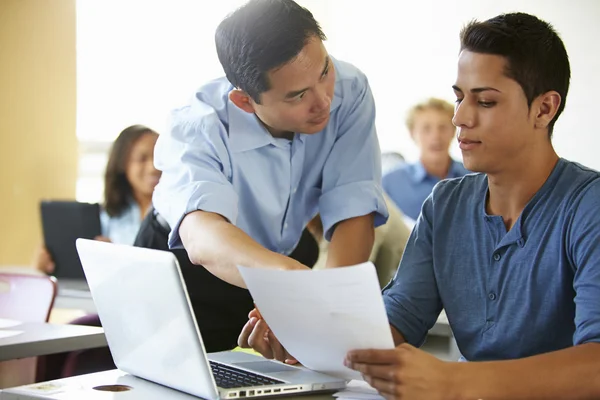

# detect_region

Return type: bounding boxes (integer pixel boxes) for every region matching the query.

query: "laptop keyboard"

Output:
[210,361,284,389]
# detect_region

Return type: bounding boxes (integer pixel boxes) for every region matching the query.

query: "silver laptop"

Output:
[75,239,346,400]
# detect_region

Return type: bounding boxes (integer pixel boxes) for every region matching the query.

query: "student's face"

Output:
[125,133,161,199]
[410,109,455,159]
[252,38,336,136]
[452,51,538,174]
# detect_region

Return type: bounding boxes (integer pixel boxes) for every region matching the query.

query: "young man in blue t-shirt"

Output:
[244,12,600,399]
[344,12,600,399]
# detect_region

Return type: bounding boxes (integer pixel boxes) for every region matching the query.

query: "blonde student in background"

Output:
[383,98,470,223]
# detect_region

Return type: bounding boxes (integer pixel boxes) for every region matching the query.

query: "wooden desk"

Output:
[0,370,337,400]
[0,319,106,362]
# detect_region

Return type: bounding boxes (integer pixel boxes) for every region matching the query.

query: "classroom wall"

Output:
[75,0,600,171]
[322,0,600,164]
[0,0,77,265]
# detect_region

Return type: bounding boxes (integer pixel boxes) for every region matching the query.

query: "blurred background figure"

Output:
[36,124,161,380]
[381,151,406,176]
[33,125,161,274]
[382,98,469,224]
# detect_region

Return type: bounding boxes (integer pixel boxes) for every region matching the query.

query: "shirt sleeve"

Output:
[152,105,239,249]
[382,192,442,347]
[319,73,389,241]
[569,180,600,345]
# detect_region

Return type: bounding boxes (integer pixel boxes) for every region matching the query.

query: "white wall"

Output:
[319,0,600,165]
[76,0,600,201]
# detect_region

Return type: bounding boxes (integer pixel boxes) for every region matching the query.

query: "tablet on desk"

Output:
[40,200,102,280]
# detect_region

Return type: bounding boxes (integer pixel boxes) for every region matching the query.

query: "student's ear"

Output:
[533,91,561,130]
[229,90,256,114]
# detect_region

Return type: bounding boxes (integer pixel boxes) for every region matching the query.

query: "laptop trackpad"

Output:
[233,361,297,374]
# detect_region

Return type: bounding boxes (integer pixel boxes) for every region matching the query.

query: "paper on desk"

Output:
[333,380,385,400]
[0,330,23,339]
[0,318,21,329]
[238,262,394,380]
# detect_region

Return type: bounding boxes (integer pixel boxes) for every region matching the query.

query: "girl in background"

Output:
[34,124,161,272]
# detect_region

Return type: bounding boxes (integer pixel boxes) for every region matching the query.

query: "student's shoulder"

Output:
[560,159,600,209]
[431,172,486,201]
[561,159,600,186]
[556,161,600,243]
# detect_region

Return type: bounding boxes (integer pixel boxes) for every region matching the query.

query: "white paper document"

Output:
[333,380,385,400]
[0,318,22,329]
[0,330,24,339]
[238,262,394,380]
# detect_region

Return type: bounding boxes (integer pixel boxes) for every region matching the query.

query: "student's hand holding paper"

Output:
[344,343,453,400]
[238,308,298,365]
[237,263,394,379]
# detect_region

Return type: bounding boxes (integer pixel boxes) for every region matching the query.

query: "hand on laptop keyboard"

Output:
[238,308,298,365]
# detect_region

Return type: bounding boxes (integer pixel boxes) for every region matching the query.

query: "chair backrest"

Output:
[0,273,57,322]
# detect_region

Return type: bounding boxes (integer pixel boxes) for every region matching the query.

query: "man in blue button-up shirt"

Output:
[153,0,388,289]
[343,13,600,400]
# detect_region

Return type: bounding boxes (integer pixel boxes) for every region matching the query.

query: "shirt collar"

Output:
[227,102,273,153]
[227,62,343,154]
[480,159,566,249]
[480,176,524,247]
[411,161,428,182]
[411,159,464,183]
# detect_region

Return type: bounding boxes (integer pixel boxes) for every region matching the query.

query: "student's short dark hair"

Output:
[215,0,326,104]
[460,12,570,137]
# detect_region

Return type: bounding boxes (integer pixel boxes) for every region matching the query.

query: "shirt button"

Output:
[493,253,501,261]
[293,187,297,194]
[488,292,497,301]
[284,223,288,229]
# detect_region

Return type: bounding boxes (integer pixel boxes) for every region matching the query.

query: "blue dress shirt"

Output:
[383,158,600,361]
[382,160,469,221]
[153,58,388,254]
[99,201,142,245]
